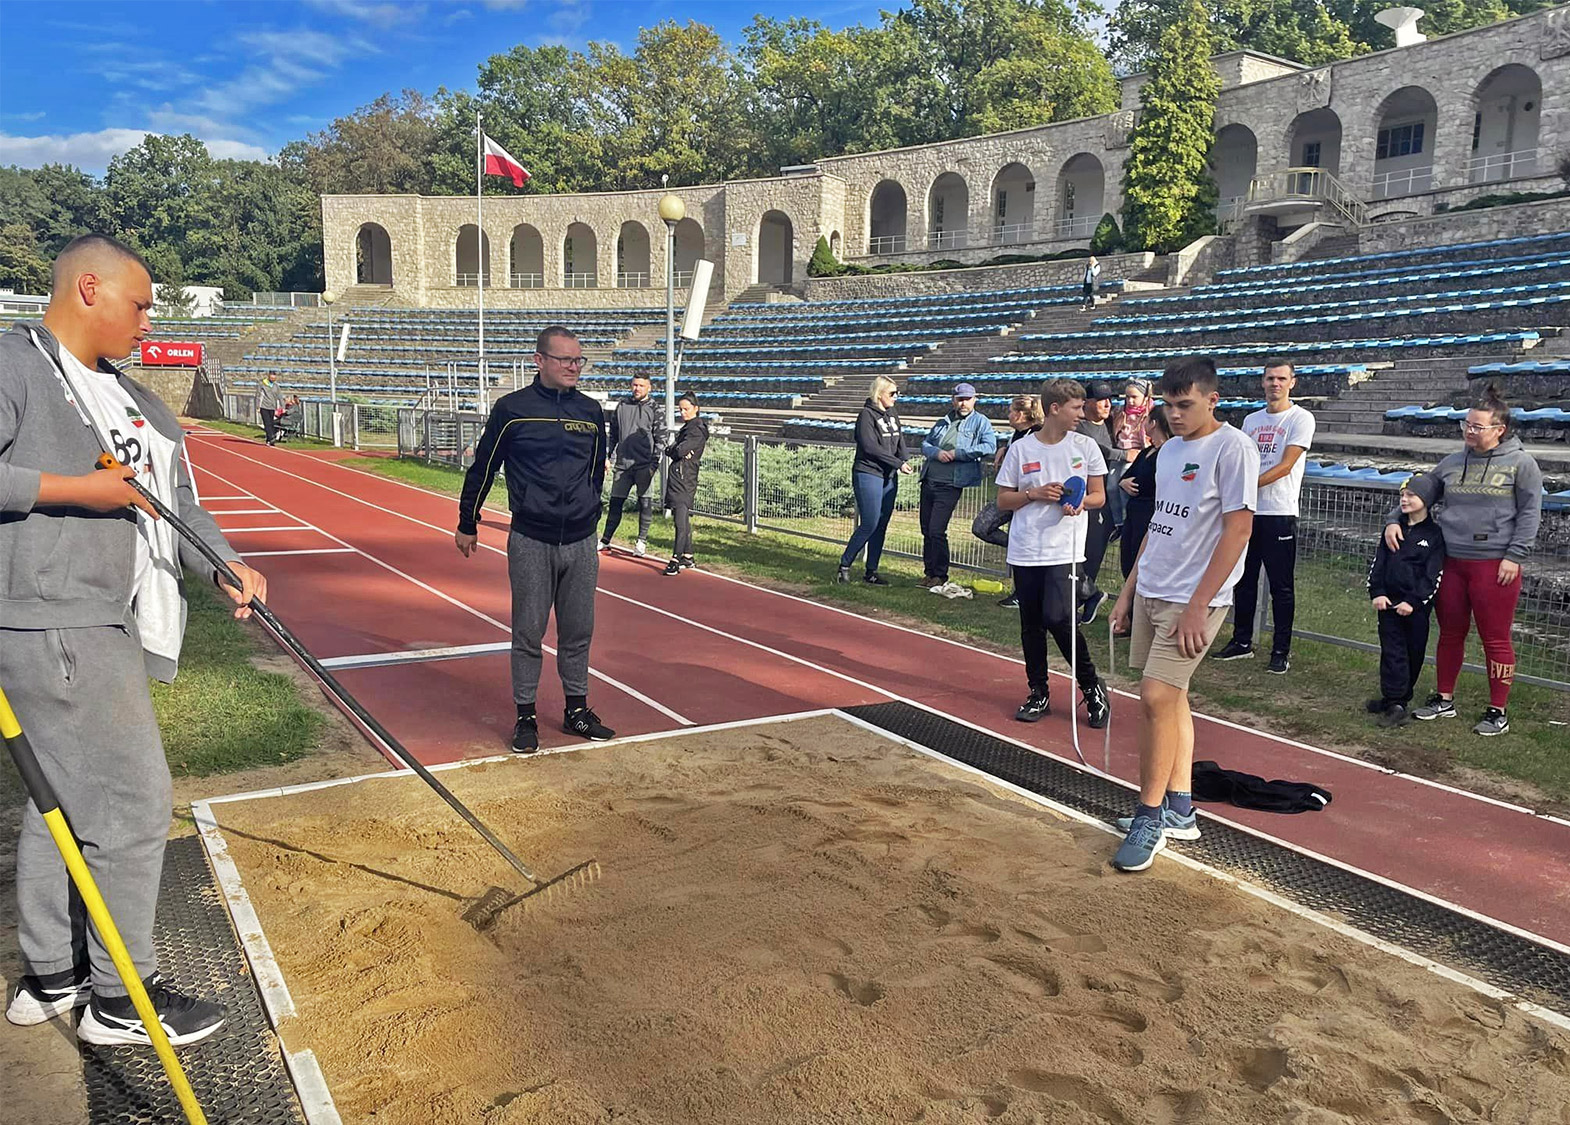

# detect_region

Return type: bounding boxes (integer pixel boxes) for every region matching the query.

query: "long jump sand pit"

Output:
[206,714,1570,1124]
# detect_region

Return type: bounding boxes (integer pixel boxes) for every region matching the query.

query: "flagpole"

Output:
[476,110,486,403]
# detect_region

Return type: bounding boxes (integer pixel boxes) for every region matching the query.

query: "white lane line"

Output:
[197,494,253,501]
[320,642,513,670]
[194,461,692,727]
[239,548,359,558]
[214,525,314,533]
[205,507,280,515]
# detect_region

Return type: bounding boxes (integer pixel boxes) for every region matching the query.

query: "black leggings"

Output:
[1015,563,1098,694]
[671,499,693,557]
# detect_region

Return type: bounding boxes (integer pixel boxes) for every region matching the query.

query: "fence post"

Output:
[350,403,360,451]
[744,435,759,534]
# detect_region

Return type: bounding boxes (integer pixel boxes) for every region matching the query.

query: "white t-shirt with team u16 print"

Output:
[1242,402,1315,516]
[1134,423,1259,607]
[995,430,1107,567]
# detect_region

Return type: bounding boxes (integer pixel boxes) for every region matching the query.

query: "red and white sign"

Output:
[139,341,204,367]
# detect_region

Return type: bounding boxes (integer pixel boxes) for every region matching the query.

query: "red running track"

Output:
[183,429,1570,950]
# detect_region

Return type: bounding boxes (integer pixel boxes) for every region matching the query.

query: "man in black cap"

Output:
[1074,379,1129,621]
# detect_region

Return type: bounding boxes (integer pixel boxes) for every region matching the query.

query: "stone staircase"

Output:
[1293,232,1361,263]
[1313,356,1480,434]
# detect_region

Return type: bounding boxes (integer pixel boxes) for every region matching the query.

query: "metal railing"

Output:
[564,273,599,289]
[1054,215,1098,240]
[674,270,697,287]
[454,273,492,288]
[396,406,491,470]
[246,292,322,308]
[992,222,1034,245]
[927,229,968,251]
[1372,165,1434,199]
[1245,167,1368,227]
[509,273,544,289]
[1467,147,1539,184]
[617,272,651,288]
[867,235,908,256]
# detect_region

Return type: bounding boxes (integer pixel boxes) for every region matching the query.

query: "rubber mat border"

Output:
[81,834,307,1125]
[843,700,1570,1018]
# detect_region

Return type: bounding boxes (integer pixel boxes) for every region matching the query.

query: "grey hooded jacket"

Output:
[0,324,240,681]
[1385,433,1543,563]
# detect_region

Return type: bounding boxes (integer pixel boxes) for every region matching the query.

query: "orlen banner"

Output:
[139,341,204,367]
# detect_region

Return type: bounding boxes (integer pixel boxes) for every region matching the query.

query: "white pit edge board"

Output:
[190,705,1570,1125]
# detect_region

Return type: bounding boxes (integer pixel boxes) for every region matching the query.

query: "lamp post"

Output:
[322,289,340,446]
[658,191,685,507]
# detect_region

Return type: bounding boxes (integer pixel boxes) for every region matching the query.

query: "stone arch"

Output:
[1372,86,1438,198]
[455,223,490,287]
[355,222,392,285]
[927,171,970,250]
[867,179,908,254]
[673,217,704,284]
[757,210,794,285]
[829,230,842,259]
[616,220,651,288]
[1213,124,1258,222]
[989,162,1035,245]
[1056,153,1103,240]
[1286,107,1342,174]
[1470,64,1542,182]
[563,222,598,288]
[508,223,543,288]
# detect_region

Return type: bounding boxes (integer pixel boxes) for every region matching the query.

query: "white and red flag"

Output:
[482,134,530,187]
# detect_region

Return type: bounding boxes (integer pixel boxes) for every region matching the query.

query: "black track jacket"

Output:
[458,377,607,544]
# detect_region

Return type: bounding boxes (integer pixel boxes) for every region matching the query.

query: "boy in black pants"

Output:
[1367,472,1446,727]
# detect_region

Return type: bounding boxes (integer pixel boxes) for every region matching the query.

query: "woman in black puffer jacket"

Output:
[662,392,710,576]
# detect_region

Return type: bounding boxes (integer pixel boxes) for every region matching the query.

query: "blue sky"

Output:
[0,0,897,174]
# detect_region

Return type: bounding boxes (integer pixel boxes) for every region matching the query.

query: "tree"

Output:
[1090,213,1125,255]
[155,282,196,317]
[808,235,843,277]
[1120,0,1221,254]
[0,223,51,293]
[296,92,440,198]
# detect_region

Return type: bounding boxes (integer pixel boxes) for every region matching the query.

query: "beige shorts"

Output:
[1129,595,1230,690]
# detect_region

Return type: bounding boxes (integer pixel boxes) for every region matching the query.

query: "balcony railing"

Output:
[509,273,543,289]
[1216,196,1247,231]
[564,273,598,289]
[1245,167,1367,227]
[673,270,696,287]
[454,273,492,288]
[1372,165,1433,199]
[992,222,1033,245]
[1054,215,1098,240]
[927,229,968,251]
[867,234,908,255]
[617,272,650,288]
[1467,147,1538,184]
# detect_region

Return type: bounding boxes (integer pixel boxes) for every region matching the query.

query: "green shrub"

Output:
[1090,212,1124,254]
[808,235,843,278]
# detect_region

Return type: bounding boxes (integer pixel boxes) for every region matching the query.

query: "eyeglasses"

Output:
[541,353,588,369]
[1460,421,1501,434]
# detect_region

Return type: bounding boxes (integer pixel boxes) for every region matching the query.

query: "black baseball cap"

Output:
[1085,380,1115,401]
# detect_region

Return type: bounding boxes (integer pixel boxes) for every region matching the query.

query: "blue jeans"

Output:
[840,471,899,574]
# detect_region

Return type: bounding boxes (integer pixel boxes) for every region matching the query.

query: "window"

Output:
[933,197,945,226]
[1472,112,1482,152]
[1376,122,1425,160]
[1301,141,1321,168]
[996,191,1007,219]
[1064,182,1076,216]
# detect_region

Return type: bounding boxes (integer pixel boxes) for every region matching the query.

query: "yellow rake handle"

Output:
[0,685,208,1125]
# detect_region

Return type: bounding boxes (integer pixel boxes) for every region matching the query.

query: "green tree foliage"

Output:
[1089,213,1125,254]
[0,223,51,292]
[1120,0,1221,254]
[808,235,844,277]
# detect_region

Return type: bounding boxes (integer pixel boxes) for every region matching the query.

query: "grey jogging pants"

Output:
[2,623,171,997]
[508,531,598,707]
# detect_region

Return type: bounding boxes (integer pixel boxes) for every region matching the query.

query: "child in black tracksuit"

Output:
[1367,472,1446,727]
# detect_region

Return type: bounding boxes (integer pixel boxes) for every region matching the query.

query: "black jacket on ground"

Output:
[1193,762,1332,813]
[458,377,607,543]
[665,417,710,503]
[851,399,907,478]
[1367,514,1446,607]
[608,394,666,472]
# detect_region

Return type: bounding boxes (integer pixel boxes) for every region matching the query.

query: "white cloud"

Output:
[0,129,269,173]
[548,0,589,36]
[4,111,46,123]
[304,0,428,27]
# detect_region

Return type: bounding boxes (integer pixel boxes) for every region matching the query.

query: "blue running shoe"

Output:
[1112,815,1167,872]
[1116,806,1200,841]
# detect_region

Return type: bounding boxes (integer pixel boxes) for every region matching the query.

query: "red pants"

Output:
[1435,556,1522,708]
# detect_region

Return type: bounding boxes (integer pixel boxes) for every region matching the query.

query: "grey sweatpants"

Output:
[2,623,171,997]
[508,531,598,707]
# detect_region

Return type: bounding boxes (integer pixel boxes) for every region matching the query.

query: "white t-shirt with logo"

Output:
[1135,424,1259,606]
[1242,403,1315,517]
[995,431,1107,567]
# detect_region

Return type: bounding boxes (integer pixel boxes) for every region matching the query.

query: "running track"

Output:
[182,430,1570,950]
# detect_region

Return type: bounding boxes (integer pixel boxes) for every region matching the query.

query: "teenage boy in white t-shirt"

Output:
[997,378,1112,728]
[1213,359,1315,674]
[1109,357,1258,872]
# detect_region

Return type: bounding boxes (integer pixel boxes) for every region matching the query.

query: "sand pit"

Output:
[206,715,1570,1124]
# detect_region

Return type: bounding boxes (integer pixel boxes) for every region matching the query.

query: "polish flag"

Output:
[483,134,530,187]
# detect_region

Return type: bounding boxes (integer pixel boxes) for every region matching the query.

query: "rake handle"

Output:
[95,454,538,885]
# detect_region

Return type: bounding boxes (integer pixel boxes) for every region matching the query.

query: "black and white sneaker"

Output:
[679,556,696,570]
[836,566,851,584]
[511,713,539,754]
[1473,707,1510,737]
[862,572,890,586]
[1412,693,1457,721]
[6,970,91,1027]
[1078,590,1105,626]
[1267,652,1290,675]
[1083,679,1110,729]
[1015,690,1050,723]
[996,592,1019,609]
[662,558,682,576]
[1212,640,1254,661]
[564,707,615,741]
[76,976,226,1047]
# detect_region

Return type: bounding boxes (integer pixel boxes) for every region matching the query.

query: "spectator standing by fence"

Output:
[839,376,911,586]
[971,394,1044,608]
[1119,403,1172,578]
[1367,472,1446,728]
[600,373,665,558]
[919,383,997,595]
[662,392,709,577]
[1074,381,1125,624]
[257,372,284,446]
[1393,384,1542,737]
[1214,360,1315,674]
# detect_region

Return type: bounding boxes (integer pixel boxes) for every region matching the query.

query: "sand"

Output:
[210,716,1570,1125]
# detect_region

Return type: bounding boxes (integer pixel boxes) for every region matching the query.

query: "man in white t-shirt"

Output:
[1109,357,1258,872]
[996,379,1110,728]
[1213,359,1315,674]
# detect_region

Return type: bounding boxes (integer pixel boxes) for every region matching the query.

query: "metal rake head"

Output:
[462,858,602,931]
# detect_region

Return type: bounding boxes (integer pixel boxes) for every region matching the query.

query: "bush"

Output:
[1452,188,1570,213]
[1090,213,1124,255]
[807,235,843,278]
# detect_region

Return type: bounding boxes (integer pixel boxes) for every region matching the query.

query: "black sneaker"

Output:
[76,975,226,1047]
[6,969,91,1027]
[1267,652,1290,675]
[1015,690,1050,723]
[663,558,682,576]
[511,713,539,754]
[679,556,695,570]
[1083,679,1110,729]
[863,573,890,586]
[1078,590,1105,625]
[1213,640,1254,661]
[1365,698,1390,714]
[1378,703,1409,728]
[564,706,615,741]
[997,592,1019,609]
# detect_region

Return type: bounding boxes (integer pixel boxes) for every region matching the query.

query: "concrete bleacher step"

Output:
[1294,234,1361,263]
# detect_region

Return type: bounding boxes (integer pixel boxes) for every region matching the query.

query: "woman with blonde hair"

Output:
[838,375,912,585]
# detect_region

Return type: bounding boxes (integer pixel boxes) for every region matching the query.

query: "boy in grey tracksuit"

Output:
[599,375,666,555]
[1,235,264,1046]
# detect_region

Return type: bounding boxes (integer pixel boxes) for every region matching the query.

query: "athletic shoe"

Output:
[597,539,610,552]
[1378,703,1409,728]
[1365,698,1390,714]
[1108,525,1122,543]
[76,977,227,1047]
[836,567,851,584]
[1212,640,1254,661]
[1473,707,1510,737]
[997,592,1019,609]
[634,539,647,558]
[863,573,889,586]
[1079,590,1105,626]
[1014,690,1050,723]
[1267,653,1290,675]
[1083,679,1110,729]
[1412,694,1457,721]
[6,971,91,1027]
[564,707,615,741]
[1112,815,1167,872]
[511,713,539,754]
[663,558,682,576]
[678,556,695,570]
[918,575,942,589]
[1116,807,1201,842]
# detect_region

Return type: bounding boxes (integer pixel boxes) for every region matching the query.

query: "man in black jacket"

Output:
[599,373,665,556]
[455,326,614,753]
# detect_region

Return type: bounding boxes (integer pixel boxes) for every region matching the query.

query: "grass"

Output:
[200,417,339,451]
